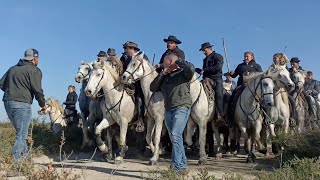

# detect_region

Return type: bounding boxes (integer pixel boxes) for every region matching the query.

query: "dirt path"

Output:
[32,149,278,180]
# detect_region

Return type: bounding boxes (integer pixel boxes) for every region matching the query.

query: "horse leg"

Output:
[223,126,231,155]
[146,118,155,154]
[104,127,113,162]
[185,118,196,146]
[255,120,267,155]
[95,118,115,153]
[149,118,164,165]
[198,122,208,166]
[115,120,129,163]
[212,122,222,159]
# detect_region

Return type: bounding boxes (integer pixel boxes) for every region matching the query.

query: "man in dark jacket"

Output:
[63,85,78,124]
[156,35,185,73]
[304,71,320,118]
[150,53,194,174]
[0,48,46,161]
[107,48,116,58]
[195,42,224,157]
[120,41,149,128]
[288,57,304,76]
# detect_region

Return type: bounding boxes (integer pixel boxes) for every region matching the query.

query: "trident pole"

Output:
[222,38,231,72]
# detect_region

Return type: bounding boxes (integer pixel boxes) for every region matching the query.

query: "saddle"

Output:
[202,78,216,104]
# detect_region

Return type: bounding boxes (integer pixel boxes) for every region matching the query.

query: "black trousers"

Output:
[134,81,145,120]
[213,79,224,116]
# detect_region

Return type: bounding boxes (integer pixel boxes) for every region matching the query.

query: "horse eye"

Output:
[264,83,268,87]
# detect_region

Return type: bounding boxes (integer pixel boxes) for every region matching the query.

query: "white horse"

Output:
[75,61,94,149]
[290,69,307,133]
[233,70,287,163]
[121,52,165,165]
[263,64,295,154]
[39,98,68,134]
[85,59,136,163]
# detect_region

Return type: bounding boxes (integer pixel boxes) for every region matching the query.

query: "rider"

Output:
[273,53,289,66]
[304,71,320,119]
[288,57,304,76]
[107,48,116,58]
[223,72,236,101]
[97,51,108,61]
[156,35,185,73]
[63,85,78,124]
[120,41,149,128]
[228,52,263,125]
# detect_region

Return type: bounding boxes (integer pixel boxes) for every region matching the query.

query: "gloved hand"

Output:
[195,68,202,74]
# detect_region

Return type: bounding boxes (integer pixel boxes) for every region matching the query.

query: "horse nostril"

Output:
[122,75,126,80]
[87,90,92,95]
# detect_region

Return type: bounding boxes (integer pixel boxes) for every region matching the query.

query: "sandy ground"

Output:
[29,148,278,180]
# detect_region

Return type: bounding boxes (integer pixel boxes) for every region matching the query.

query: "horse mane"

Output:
[108,56,123,75]
[47,98,64,115]
[243,72,266,84]
[93,60,121,82]
[81,61,91,66]
[132,53,158,77]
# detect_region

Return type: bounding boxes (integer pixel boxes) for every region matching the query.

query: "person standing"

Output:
[0,48,46,161]
[150,53,194,174]
[63,85,78,124]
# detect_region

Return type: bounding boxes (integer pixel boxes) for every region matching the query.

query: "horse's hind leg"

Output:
[185,118,196,147]
[146,118,155,154]
[212,122,222,159]
[149,118,164,165]
[105,127,113,162]
[81,112,93,150]
[198,122,208,166]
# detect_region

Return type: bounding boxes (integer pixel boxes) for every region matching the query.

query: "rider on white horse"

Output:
[120,41,149,128]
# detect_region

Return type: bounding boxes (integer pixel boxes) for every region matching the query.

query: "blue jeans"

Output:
[4,101,32,161]
[165,107,191,172]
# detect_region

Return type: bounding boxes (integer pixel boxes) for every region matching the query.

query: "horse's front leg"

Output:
[95,118,115,153]
[146,118,155,154]
[104,127,113,162]
[115,120,129,163]
[255,118,267,155]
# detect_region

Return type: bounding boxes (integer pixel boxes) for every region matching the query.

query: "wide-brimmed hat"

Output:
[123,41,140,51]
[97,51,107,57]
[107,48,116,56]
[163,35,182,44]
[23,48,39,60]
[290,57,300,63]
[199,42,213,51]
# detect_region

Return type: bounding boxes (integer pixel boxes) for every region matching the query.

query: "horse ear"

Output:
[81,61,84,65]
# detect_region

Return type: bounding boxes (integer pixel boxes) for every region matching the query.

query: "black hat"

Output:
[290,57,300,63]
[199,42,213,51]
[123,41,140,51]
[97,51,107,57]
[107,48,116,56]
[163,35,182,44]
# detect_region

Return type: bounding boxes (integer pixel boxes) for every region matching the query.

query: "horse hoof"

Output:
[215,153,223,160]
[259,149,268,155]
[148,160,157,166]
[197,157,207,166]
[106,154,113,162]
[114,156,123,164]
[226,151,232,156]
[246,157,254,163]
[231,151,238,156]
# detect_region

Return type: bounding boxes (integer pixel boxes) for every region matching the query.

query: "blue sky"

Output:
[0,0,320,121]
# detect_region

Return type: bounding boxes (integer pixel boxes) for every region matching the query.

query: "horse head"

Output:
[75,61,93,83]
[267,64,295,92]
[122,52,148,84]
[291,69,306,91]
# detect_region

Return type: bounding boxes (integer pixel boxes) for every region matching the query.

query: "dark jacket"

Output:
[120,52,149,71]
[231,60,263,86]
[64,91,78,109]
[202,51,224,80]
[304,79,320,97]
[0,60,45,107]
[150,60,195,110]
[159,47,185,64]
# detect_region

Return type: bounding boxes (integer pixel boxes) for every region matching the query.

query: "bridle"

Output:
[124,58,157,84]
[77,64,91,81]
